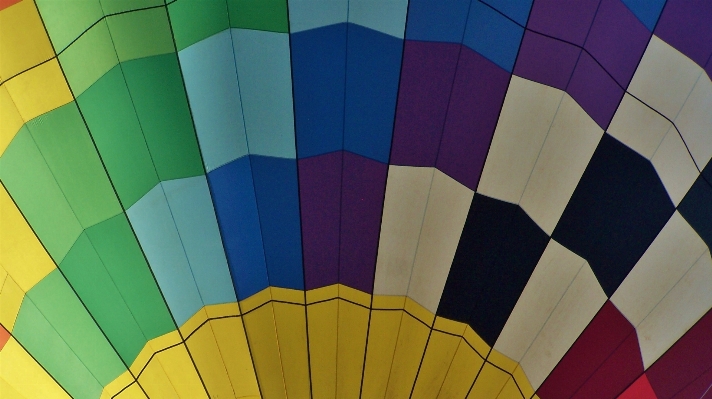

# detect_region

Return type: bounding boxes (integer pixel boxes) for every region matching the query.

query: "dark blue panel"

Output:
[462,1,524,72]
[405,0,472,43]
[207,157,269,300]
[437,194,549,346]
[343,25,403,163]
[291,24,347,159]
[552,134,675,297]
[481,0,533,26]
[250,155,304,290]
[621,0,666,31]
[679,176,712,250]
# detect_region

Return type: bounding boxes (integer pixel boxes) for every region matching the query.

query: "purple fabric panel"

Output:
[298,152,342,290]
[390,40,461,167]
[527,0,602,46]
[655,0,712,68]
[514,30,581,90]
[339,152,388,293]
[567,51,624,129]
[584,0,651,87]
[437,47,511,191]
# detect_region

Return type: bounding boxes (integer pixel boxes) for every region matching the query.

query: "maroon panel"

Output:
[514,30,582,91]
[436,46,510,191]
[647,309,712,399]
[527,0,602,46]
[537,301,635,399]
[299,152,343,290]
[672,366,712,399]
[572,332,644,399]
[618,374,659,399]
[339,152,388,293]
[390,40,461,167]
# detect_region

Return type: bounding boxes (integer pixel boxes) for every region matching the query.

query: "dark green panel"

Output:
[78,65,160,209]
[227,0,288,33]
[168,0,230,51]
[100,0,164,15]
[122,53,204,181]
[13,295,105,399]
[85,213,175,339]
[24,270,126,385]
[27,103,122,228]
[0,127,83,263]
[59,232,147,364]
[106,6,174,62]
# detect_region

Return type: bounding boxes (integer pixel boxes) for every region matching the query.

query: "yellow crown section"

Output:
[0,337,70,399]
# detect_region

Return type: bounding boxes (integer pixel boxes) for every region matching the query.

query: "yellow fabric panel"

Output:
[130,331,182,376]
[306,284,339,304]
[205,302,240,319]
[488,349,518,374]
[0,184,56,292]
[512,365,535,399]
[336,299,369,399]
[411,330,461,399]
[240,287,272,313]
[242,303,286,399]
[0,271,23,331]
[271,286,305,304]
[138,354,181,399]
[100,370,135,399]
[496,377,525,399]
[113,382,148,399]
[0,0,54,80]
[437,339,484,399]
[0,85,25,156]
[209,317,260,399]
[361,309,402,398]
[467,363,510,399]
[180,307,209,337]
[272,301,310,399]
[339,284,370,308]
[307,300,337,399]
[0,337,71,399]
[384,312,430,399]
[185,322,234,399]
[3,59,73,122]
[0,377,25,399]
[463,325,490,359]
[142,343,209,399]
[404,297,434,326]
[372,294,406,310]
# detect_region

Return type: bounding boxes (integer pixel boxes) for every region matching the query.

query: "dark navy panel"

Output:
[206,156,269,300]
[481,0,533,26]
[291,23,347,159]
[343,24,403,163]
[621,0,666,31]
[438,194,549,346]
[462,0,525,72]
[405,0,471,43]
[679,176,712,250]
[553,134,675,297]
[250,155,304,290]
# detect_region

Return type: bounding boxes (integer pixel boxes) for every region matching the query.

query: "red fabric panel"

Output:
[618,374,658,399]
[0,0,22,11]
[0,324,10,351]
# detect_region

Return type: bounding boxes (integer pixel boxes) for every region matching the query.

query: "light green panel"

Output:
[168,0,230,51]
[122,54,205,181]
[77,64,160,209]
[25,270,127,385]
[99,0,164,15]
[85,213,176,340]
[13,295,106,399]
[59,19,119,97]
[106,7,174,62]
[27,103,122,229]
[228,0,289,33]
[35,0,105,53]
[59,232,148,365]
[0,127,83,263]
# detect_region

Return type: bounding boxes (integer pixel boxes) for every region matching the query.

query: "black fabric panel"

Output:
[679,175,712,250]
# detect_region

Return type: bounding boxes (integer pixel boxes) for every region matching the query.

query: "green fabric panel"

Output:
[13,295,105,399]
[25,270,126,385]
[168,0,230,51]
[59,19,119,97]
[85,213,175,340]
[0,127,82,263]
[59,232,147,365]
[77,65,159,209]
[122,54,204,181]
[105,7,174,62]
[35,0,105,53]
[99,0,164,15]
[227,0,289,33]
[27,103,122,229]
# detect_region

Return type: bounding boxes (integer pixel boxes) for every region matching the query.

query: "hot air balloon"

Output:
[1,0,711,398]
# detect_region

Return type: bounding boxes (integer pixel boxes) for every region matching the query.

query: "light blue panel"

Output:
[126,183,204,326]
[348,0,408,39]
[162,175,237,305]
[232,28,296,159]
[178,29,248,172]
[288,0,348,33]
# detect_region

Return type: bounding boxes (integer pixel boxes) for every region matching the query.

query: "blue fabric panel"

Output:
[621,0,666,31]
[481,0,533,26]
[405,0,471,43]
[463,1,524,72]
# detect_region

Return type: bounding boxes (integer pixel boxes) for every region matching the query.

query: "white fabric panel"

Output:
[651,128,700,205]
[607,93,672,160]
